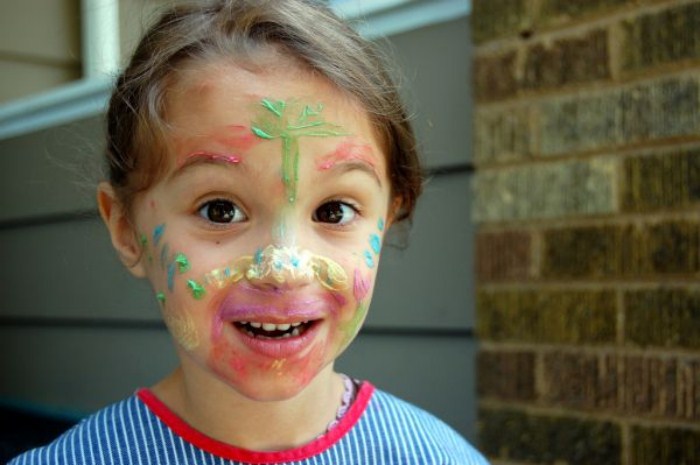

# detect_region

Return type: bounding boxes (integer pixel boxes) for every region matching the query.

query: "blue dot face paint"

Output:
[153,224,166,246]
[364,250,375,268]
[378,218,385,231]
[369,234,381,255]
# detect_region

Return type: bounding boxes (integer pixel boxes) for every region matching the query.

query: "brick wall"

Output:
[471,1,700,464]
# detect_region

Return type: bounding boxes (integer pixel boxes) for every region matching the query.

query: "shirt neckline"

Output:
[136,381,375,464]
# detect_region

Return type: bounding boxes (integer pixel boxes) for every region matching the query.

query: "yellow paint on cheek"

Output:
[163,311,199,350]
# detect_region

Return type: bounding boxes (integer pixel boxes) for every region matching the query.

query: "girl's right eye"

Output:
[197,199,247,224]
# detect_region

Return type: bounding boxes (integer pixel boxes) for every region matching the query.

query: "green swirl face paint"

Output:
[174,253,191,273]
[251,98,346,203]
[187,280,206,300]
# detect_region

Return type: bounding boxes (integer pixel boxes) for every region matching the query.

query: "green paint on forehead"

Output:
[251,98,347,204]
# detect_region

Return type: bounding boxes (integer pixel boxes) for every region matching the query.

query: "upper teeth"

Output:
[242,321,305,331]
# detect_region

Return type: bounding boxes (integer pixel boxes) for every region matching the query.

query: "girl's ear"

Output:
[385,196,403,228]
[97,182,146,278]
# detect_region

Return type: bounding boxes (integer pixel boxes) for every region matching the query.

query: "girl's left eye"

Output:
[197,199,247,224]
[313,201,358,225]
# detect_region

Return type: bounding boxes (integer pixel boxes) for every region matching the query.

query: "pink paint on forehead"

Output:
[316,141,376,171]
[184,151,242,166]
[216,125,261,152]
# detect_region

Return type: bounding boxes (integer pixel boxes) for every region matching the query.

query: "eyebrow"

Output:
[316,159,383,188]
[169,151,243,181]
[315,142,382,186]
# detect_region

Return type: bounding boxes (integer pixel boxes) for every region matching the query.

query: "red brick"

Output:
[630,425,700,465]
[622,2,700,72]
[542,352,619,410]
[471,0,529,43]
[479,407,622,464]
[539,76,700,156]
[623,355,679,418]
[474,51,518,102]
[477,350,535,401]
[622,149,700,212]
[542,221,700,279]
[477,289,616,344]
[475,231,531,281]
[523,29,610,91]
[538,0,632,26]
[625,289,700,349]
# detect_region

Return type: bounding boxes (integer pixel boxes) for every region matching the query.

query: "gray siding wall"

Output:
[0,18,476,440]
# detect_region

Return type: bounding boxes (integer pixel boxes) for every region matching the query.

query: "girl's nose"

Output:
[245,245,316,290]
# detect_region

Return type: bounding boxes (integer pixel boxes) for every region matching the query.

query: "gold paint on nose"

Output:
[201,245,349,291]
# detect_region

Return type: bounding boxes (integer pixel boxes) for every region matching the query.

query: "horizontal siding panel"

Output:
[0,216,157,321]
[0,115,103,224]
[386,17,472,167]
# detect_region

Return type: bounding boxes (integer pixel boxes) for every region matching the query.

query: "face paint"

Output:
[369,234,381,255]
[174,253,191,273]
[363,250,374,268]
[251,98,346,203]
[378,218,385,231]
[163,310,199,350]
[156,292,166,304]
[152,224,166,246]
[187,279,206,300]
[353,269,371,302]
[167,262,177,291]
[316,141,377,172]
[200,245,348,293]
[183,151,242,166]
[159,243,170,269]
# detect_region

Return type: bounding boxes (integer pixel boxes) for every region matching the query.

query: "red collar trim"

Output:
[136,381,375,464]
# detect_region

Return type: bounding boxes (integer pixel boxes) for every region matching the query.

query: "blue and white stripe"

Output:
[9,388,488,465]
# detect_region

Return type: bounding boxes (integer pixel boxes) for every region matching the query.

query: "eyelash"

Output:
[312,199,362,228]
[196,198,247,227]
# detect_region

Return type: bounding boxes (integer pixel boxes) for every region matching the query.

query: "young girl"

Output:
[11,1,487,463]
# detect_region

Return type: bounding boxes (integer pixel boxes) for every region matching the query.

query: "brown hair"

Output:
[106,0,423,222]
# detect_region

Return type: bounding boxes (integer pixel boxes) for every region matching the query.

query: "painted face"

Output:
[131,60,392,401]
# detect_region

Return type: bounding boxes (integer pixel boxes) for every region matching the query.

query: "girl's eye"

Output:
[313,201,358,225]
[198,199,246,224]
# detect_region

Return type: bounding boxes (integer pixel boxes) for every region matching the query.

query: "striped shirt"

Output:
[9,382,488,464]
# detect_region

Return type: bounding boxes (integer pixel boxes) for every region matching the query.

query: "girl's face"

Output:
[128,60,392,401]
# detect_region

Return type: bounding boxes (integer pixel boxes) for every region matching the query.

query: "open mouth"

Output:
[233,320,317,339]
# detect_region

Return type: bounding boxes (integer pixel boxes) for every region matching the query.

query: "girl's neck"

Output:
[151,363,345,451]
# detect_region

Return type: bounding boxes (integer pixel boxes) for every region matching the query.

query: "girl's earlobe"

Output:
[97,182,147,278]
[386,196,403,228]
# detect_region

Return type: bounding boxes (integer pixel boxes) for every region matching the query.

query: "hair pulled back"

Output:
[106,0,422,221]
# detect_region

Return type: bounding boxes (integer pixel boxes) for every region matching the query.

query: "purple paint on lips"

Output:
[211,291,343,339]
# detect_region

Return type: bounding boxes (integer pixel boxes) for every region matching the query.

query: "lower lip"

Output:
[233,322,322,359]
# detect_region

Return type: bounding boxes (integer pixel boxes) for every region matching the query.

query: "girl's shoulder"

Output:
[361,387,490,465]
[7,394,149,465]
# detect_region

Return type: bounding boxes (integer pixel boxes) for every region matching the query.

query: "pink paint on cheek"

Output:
[316,141,377,171]
[209,341,248,378]
[353,269,371,302]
